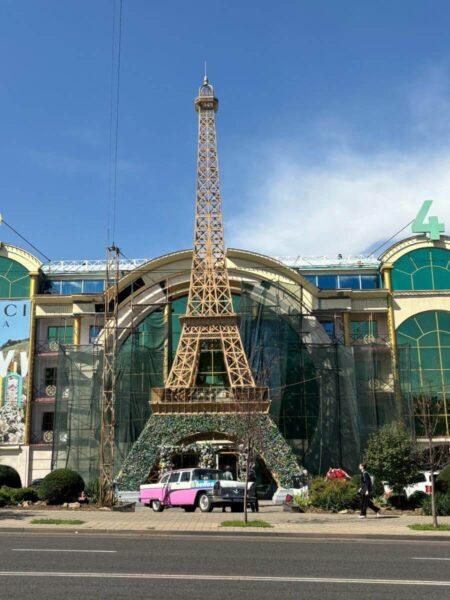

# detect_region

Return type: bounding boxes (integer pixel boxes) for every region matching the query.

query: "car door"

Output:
[156,473,170,502]
[165,471,181,505]
[169,471,194,506]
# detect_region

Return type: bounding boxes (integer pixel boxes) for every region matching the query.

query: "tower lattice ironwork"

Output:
[152,76,268,413]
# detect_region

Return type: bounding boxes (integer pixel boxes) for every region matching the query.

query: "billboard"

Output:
[0,300,31,445]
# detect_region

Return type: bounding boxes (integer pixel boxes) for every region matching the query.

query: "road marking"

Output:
[12,549,117,554]
[412,557,450,561]
[0,571,448,586]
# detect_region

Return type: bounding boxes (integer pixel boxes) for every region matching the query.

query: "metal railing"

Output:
[33,385,57,400]
[30,430,53,445]
[151,386,270,414]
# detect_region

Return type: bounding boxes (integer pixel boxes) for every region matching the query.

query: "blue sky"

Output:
[1,1,450,261]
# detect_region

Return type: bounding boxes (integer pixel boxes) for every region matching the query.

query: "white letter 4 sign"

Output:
[412,200,445,241]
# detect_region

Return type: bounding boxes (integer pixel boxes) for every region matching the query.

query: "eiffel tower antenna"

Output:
[152,76,269,413]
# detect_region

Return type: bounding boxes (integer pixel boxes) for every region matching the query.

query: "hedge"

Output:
[38,469,85,505]
[309,477,359,512]
[0,465,21,488]
[0,486,38,505]
[436,464,450,493]
[421,492,450,516]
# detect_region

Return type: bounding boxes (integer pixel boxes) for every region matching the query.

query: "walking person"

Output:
[248,466,259,512]
[358,463,380,519]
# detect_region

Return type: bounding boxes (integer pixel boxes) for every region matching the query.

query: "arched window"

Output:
[397,310,450,435]
[391,248,450,291]
[0,257,30,298]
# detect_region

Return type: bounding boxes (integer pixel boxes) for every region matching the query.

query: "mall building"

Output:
[0,228,448,487]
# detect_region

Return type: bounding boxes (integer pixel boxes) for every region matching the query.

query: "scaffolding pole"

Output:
[99,245,120,506]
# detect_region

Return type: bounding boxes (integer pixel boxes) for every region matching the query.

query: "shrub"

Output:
[387,493,409,510]
[363,423,421,492]
[38,469,85,505]
[0,488,11,507]
[293,494,311,511]
[421,493,450,517]
[350,474,360,488]
[0,465,21,488]
[11,487,39,504]
[309,477,359,512]
[85,479,100,504]
[407,490,428,509]
[436,464,450,493]
[0,486,38,505]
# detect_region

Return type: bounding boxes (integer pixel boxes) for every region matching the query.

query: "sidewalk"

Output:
[1,502,449,538]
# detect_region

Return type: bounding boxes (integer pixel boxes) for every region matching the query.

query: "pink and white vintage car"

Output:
[140,468,255,513]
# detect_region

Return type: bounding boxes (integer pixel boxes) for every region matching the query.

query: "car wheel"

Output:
[151,499,164,512]
[198,493,213,513]
[183,506,196,512]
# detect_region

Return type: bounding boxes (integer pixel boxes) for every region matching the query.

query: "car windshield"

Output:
[192,469,223,481]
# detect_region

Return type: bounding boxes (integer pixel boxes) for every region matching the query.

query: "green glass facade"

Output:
[391,248,450,291]
[397,310,450,436]
[0,256,30,298]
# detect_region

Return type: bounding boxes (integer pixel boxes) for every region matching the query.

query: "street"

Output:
[0,532,449,599]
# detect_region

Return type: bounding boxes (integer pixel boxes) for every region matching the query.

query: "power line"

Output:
[369,219,415,257]
[1,216,51,262]
[107,0,124,247]
[112,0,123,245]
[106,0,117,246]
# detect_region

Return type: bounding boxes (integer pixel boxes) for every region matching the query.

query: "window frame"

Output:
[48,325,74,345]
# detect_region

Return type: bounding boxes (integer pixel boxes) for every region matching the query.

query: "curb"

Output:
[0,527,449,542]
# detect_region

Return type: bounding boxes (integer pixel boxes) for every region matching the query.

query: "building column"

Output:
[24,272,39,453]
[163,301,171,382]
[342,312,351,346]
[73,315,82,346]
[382,264,402,416]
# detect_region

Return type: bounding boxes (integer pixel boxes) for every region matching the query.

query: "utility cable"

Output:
[369,219,415,257]
[111,0,123,246]
[106,0,117,246]
[0,216,51,262]
[107,0,124,247]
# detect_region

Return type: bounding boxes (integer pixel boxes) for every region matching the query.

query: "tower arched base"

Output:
[116,414,301,491]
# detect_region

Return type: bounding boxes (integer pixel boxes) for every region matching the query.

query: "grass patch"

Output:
[408,523,450,531]
[31,518,85,526]
[220,519,272,528]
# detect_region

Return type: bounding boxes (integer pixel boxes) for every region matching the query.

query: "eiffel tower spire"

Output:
[187,76,233,317]
[152,76,269,412]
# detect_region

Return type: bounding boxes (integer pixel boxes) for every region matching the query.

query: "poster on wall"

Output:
[0,300,30,445]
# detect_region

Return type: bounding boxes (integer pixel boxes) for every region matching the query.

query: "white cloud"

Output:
[228,69,450,258]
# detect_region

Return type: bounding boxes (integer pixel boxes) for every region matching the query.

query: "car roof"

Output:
[168,468,220,473]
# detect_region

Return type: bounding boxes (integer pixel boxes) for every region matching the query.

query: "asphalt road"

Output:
[0,532,449,600]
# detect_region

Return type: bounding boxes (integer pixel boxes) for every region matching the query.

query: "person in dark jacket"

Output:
[359,463,380,518]
[248,467,259,512]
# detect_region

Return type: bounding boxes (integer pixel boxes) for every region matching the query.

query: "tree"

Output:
[413,393,447,528]
[363,422,421,492]
[236,393,264,524]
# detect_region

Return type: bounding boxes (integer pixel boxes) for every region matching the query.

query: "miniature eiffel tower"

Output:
[152,76,269,413]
